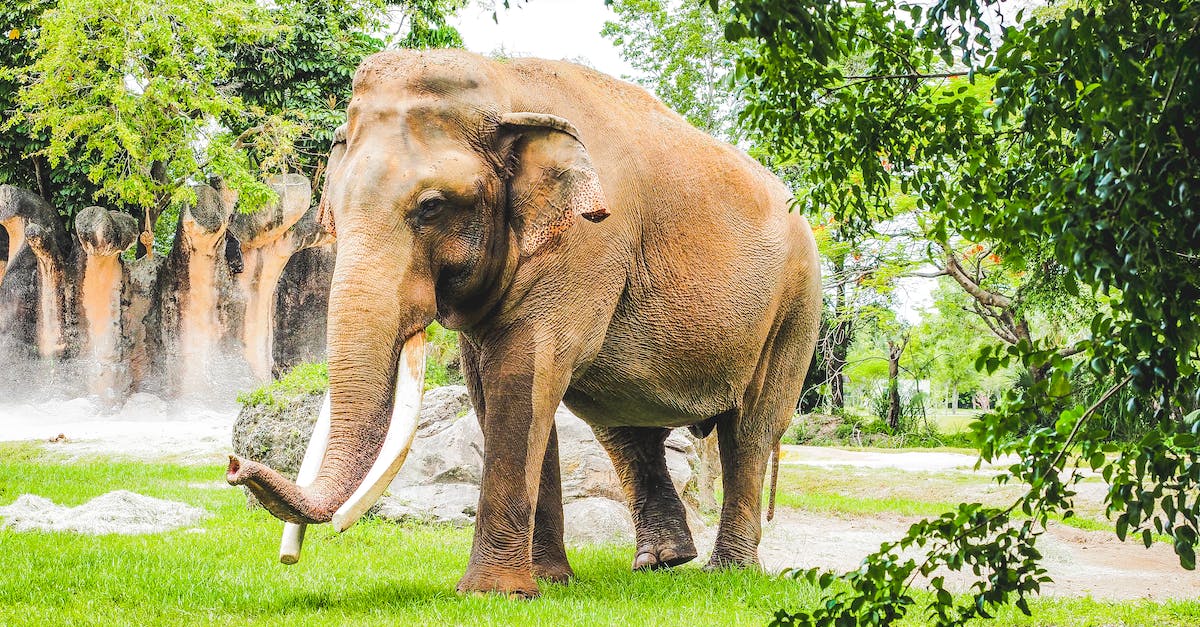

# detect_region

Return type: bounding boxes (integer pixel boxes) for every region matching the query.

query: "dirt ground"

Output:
[730,445,1200,602]
[2,404,1196,601]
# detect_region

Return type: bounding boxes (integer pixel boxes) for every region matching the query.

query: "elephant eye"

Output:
[416,194,446,222]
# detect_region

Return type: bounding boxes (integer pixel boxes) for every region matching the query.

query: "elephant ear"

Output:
[316,123,348,237]
[501,113,610,257]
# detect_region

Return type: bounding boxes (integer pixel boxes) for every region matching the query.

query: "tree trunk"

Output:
[828,324,849,411]
[886,336,908,431]
[137,160,169,258]
[31,156,53,204]
[952,380,959,411]
[828,257,851,412]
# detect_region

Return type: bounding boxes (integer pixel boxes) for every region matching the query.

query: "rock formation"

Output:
[0,185,74,361]
[0,178,334,401]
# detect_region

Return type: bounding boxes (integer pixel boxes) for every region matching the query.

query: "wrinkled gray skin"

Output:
[228,49,821,598]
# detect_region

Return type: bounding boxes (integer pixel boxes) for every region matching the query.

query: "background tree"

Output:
[225,0,466,193]
[601,0,746,141]
[712,0,1200,624]
[2,0,466,257]
[2,0,298,255]
[1,0,105,218]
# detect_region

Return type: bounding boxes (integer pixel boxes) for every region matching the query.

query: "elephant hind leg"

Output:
[709,312,818,570]
[533,424,574,583]
[593,425,697,570]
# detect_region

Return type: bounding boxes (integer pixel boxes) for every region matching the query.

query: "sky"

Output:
[449,1,636,79]
[448,1,936,323]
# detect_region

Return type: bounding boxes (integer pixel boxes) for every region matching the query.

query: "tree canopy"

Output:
[703,0,1200,624]
[1,0,464,253]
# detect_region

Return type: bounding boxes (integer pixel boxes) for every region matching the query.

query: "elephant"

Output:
[227,49,821,598]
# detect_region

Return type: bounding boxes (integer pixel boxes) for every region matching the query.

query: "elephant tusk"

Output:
[331,331,427,533]
[278,392,333,564]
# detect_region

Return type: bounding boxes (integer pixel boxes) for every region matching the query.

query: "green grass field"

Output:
[1,442,1198,626]
[924,409,983,434]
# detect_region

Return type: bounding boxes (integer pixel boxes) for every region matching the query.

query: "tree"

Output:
[1,0,465,256]
[225,0,466,192]
[601,0,746,141]
[0,0,104,215]
[712,0,1200,624]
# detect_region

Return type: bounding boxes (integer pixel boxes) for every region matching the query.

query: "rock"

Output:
[392,406,484,486]
[555,407,624,502]
[231,394,324,483]
[563,497,634,545]
[272,246,335,371]
[374,483,479,526]
[75,206,139,257]
[0,490,208,535]
[415,384,472,437]
[233,385,704,543]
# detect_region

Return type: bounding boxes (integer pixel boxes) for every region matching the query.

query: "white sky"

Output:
[449,1,935,323]
[450,1,637,78]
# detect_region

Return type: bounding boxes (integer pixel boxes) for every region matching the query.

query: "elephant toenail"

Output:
[634,552,658,569]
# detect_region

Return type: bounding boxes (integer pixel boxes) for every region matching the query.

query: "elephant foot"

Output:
[532,559,575,584]
[632,530,698,571]
[456,567,540,599]
[704,549,761,572]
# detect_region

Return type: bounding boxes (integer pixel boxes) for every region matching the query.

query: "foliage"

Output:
[424,320,464,390]
[1,0,465,245]
[392,0,466,49]
[601,0,747,141]
[224,0,466,190]
[713,0,1200,624]
[903,280,1021,411]
[2,0,296,221]
[0,0,105,221]
[237,322,462,405]
[786,410,976,449]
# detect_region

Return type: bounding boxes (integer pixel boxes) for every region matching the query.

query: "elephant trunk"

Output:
[226,241,435,528]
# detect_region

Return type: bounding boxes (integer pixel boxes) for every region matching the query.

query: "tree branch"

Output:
[942,247,1012,309]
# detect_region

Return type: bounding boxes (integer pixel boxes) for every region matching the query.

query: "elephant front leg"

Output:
[532,424,574,583]
[456,363,563,598]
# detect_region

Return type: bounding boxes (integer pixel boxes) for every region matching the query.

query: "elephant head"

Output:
[226,52,610,530]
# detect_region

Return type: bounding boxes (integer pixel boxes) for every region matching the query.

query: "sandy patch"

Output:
[0,490,209,535]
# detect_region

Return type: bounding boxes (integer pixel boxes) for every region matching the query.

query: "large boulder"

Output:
[563,497,635,545]
[373,483,479,527]
[231,383,475,483]
[231,393,325,483]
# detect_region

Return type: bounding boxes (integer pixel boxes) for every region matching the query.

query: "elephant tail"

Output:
[766,438,781,522]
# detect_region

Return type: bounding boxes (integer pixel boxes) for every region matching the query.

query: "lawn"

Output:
[924,408,983,434]
[1,442,1197,626]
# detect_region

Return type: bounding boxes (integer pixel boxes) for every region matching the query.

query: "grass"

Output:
[0,443,810,626]
[236,362,328,408]
[1,442,1197,626]
[925,409,983,434]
